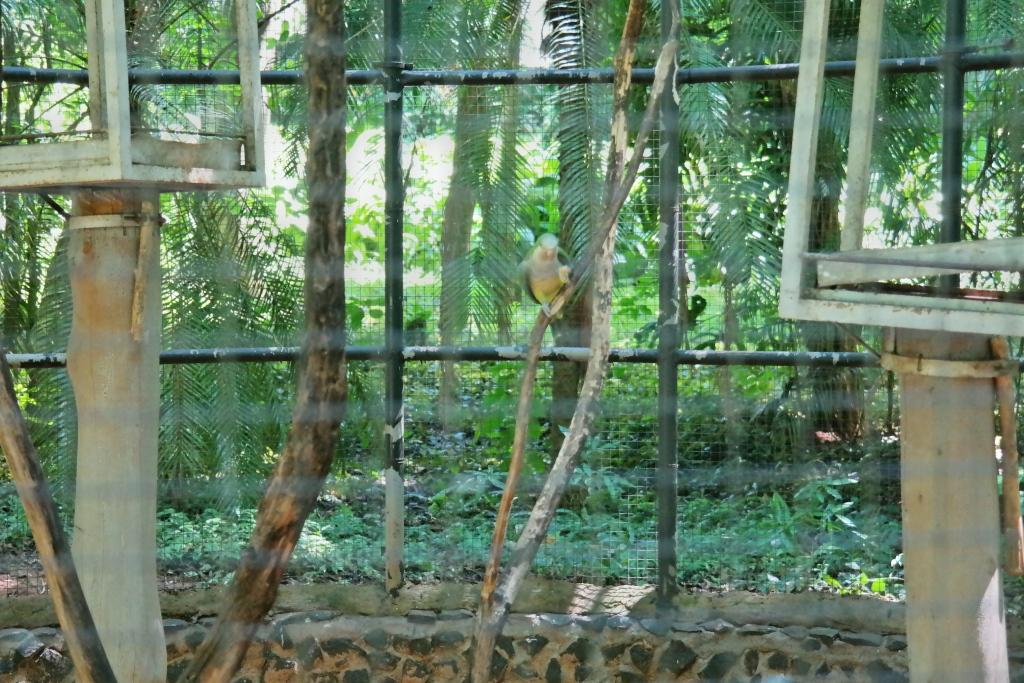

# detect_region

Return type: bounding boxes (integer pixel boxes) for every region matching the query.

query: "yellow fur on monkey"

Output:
[520,233,572,312]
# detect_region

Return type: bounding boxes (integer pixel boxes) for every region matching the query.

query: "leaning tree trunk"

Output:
[0,362,116,683]
[438,0,525,427]
[177,1,348,680]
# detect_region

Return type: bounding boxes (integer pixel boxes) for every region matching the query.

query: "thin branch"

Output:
[257,0,302,41]
[472,2,680,679]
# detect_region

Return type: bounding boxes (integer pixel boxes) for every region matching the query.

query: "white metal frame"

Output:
[0,0,265,192]
[779,0,1024,336]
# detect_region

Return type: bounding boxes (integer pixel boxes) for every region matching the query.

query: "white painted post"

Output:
[779,0,830,318]
[842,0,885,251]
[67,190,165,683]
[894,329,1009,683]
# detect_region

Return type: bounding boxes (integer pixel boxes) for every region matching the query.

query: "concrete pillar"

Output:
[67,190,165,683]
[895,329,1008,682]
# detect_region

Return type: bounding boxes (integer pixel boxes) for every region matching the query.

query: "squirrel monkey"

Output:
[520,233,572,315]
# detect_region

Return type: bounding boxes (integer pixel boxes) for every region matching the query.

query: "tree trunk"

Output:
[177,0,348,680]
[718,280,744,488]
[546,0,600,457]
[438,88,483,431]
[549,298,589,457]
[802,174,863,442]
[1,26,25,350]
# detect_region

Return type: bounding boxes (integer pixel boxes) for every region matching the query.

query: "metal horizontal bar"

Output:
[5,345,881,369]
[0,67,377,86]
[1,51,1021,88]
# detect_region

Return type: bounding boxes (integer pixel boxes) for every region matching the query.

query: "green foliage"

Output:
[2,0,1024,599]
[676,470,902,595]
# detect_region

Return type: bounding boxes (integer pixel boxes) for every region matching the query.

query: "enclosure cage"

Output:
[0,0,264,191]
[1,0,1024,625]
[781,0,1024,336]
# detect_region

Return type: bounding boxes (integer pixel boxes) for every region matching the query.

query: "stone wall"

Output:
[1,610,910,682]
[6,582,1024,682]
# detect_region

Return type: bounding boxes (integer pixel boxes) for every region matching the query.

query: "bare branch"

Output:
[472,3,680,679]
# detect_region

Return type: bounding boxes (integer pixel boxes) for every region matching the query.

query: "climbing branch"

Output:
[0,355,116,683]
[178,0,349,680]
[472,2,680,678]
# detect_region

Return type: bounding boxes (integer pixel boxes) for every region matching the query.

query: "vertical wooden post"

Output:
[67,190,165,683]
[895,329,1009,683]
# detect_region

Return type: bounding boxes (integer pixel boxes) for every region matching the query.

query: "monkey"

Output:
[519,233,572,316]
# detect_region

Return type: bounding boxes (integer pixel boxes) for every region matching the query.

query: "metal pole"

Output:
[4,51,1024,88]
[4,346,885,369]
[939,0,966,292]
[382,0,406,594]
[655,0,681,607]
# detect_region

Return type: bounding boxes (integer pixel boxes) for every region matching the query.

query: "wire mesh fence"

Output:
[0,0,1021,616]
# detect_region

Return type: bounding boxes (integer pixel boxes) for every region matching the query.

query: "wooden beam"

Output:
[992,337,1024,577]
[895,329,1009,681]
[235,0,266,180]
[130,137,244,171]
[812,237,1024,286]
[841,0,885,250]
[779,0,831,318]
[68,189,165,683]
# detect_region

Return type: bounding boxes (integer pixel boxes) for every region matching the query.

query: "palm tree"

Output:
[542,0,609,457]
[436,0,527,430]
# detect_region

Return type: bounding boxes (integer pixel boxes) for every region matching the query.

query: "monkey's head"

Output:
[535,233,560,261]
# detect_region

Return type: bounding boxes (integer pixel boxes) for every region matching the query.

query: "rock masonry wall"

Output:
[0,609,915,682]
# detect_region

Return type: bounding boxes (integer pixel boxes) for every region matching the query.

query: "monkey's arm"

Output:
[519,259,542,304]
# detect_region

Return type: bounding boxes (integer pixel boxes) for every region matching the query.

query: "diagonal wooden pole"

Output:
[0,354,116,683]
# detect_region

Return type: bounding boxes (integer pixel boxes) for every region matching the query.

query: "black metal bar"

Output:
[939,0,967,293]
[656,1,681,608]
[0,67,378,86]
[4,346,884,368]
[3,51,1023,88]
[382,0,406,593]
[401,53,1024,84]
[382,13,405,464]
